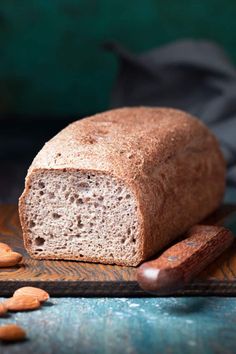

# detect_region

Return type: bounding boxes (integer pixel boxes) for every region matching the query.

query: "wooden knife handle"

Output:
[137,225,234,293]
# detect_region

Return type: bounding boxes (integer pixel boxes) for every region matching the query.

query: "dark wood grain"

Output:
[0,204,236,296]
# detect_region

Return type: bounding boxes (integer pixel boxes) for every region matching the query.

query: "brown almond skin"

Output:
[0,303,7,316]
[4,295,41,311]
[0,324,26,342]
[0,251,22,267]
[13,287,50,303]
[0,242,12,253]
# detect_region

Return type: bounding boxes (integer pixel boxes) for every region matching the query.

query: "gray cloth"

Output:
[106,40,236,186]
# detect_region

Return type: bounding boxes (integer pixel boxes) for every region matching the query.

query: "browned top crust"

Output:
[29,107,220,180]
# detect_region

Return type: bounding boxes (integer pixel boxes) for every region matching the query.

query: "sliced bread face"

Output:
[21,169,141,266]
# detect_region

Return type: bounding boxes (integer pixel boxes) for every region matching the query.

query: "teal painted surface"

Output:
[0,0,236,117]
[1,297,236,354]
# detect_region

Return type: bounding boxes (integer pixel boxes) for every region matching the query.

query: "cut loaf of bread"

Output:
[19,107,225,266]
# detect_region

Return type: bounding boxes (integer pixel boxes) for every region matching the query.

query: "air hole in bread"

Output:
[77,198,83,205]
[78,182,89,189]
[77,216,84,228]
[29,220,36,228]
[52,213,61,219]
[70,196,75,203]
[38,181,45,189]
[35,237,45,246]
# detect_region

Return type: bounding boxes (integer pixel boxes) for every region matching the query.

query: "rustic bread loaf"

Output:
[19,107,225,266]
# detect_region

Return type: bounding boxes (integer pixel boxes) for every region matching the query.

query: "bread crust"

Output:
[19,107,226,266]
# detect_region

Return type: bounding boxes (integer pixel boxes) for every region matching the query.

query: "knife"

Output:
[137,212,236,294]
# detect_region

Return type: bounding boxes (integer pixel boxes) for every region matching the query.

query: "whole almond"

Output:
[0,303,7,316]
[0,242,12,253]
[13,287,50,303]
[0,251,22,267]
[0,324,26,342]
[4,295,41,311]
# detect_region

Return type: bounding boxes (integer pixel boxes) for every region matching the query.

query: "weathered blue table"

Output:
[1,188,236,354]
[1,297,236,354]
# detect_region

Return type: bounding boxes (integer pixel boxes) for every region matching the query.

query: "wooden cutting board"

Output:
[0,204,236,297]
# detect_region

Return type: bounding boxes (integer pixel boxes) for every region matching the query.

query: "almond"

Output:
[0,242,12,253]
[0,324,26,342]
[13,286,50,303]
[0,303,7,316]
[4,295,41,311]
[0,251,22,267]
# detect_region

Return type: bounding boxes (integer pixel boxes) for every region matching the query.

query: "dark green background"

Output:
[0,0,235,117]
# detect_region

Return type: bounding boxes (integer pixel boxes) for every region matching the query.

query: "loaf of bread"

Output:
[19,107,225,266]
